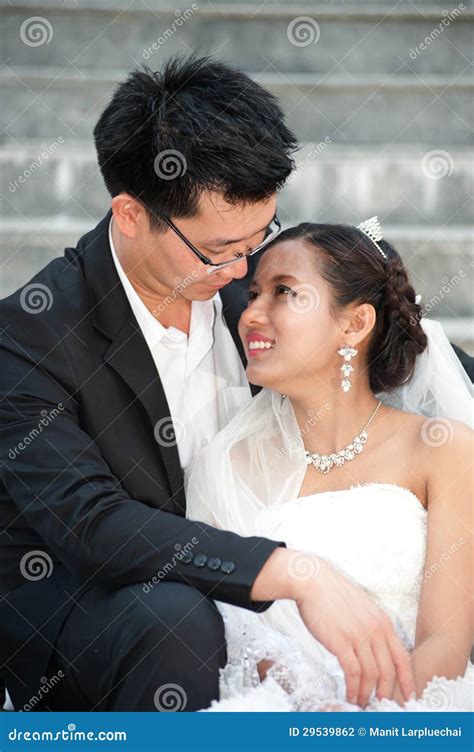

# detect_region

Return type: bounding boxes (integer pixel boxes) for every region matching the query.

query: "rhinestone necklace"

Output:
[304,401,382,475]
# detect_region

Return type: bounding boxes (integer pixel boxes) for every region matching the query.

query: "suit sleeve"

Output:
[0,317,286,613]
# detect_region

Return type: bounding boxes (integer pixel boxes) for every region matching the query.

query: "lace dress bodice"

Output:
[204,483,473,712]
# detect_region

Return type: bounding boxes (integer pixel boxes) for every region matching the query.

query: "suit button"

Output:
[180,551,193,564]
[220,561,235,574]
[207,557,221,571]
[193,554,208,568]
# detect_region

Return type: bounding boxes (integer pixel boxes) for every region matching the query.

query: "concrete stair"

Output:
[1,0,472,349]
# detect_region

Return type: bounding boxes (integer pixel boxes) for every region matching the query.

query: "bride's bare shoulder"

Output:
[381,405,473,456]
[410,412,473,478]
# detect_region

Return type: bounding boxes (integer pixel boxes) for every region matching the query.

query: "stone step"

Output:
[270,144,473,226]
[376,226,473,320]
[1,142,472,226]
[1,68,472,144]
[2,2,472,75]
[1,222,472,322]
[2,0,458,7]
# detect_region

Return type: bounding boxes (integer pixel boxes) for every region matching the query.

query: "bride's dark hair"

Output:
[267,222,428,393]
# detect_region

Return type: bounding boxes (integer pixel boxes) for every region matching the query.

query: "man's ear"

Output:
[339,303,377,349]
[111,194,144,239]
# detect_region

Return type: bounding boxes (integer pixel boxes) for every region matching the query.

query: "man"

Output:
[0,55,415,712]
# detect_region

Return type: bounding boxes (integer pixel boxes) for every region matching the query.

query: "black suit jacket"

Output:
[0,213,285,706]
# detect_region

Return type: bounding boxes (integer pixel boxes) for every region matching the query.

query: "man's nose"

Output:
[217,258,248,283]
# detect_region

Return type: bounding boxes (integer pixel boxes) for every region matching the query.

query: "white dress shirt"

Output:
[109,220,251,471]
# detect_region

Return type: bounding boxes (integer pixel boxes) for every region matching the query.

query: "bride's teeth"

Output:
[249,341,274,350]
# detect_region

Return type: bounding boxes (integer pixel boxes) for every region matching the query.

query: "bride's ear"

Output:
[340,303,377,347]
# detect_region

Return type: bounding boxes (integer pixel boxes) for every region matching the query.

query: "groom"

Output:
[0,55,417,711]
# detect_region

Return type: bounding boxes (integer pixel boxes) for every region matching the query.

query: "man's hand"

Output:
[257,659,275,682]
[251,547,415,706]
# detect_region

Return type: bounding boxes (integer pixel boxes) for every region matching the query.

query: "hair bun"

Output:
[368,252,427,392]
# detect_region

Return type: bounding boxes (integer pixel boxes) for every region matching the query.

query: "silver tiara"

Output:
[357,216,387,260]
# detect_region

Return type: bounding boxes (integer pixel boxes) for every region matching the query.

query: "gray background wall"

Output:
[1,0,472,351]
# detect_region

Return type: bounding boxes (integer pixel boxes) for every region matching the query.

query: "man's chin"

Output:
[192,281,231,299]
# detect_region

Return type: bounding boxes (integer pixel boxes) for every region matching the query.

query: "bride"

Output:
[185,218,473,712]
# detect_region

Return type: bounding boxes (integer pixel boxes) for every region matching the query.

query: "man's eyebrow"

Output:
[204,219,273,248]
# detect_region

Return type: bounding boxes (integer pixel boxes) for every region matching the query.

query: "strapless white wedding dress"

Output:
[202,483,473,712]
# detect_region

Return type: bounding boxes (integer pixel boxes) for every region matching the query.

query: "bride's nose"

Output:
[240,296,269,328]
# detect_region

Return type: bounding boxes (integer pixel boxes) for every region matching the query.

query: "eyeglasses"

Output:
[157,212,282,275]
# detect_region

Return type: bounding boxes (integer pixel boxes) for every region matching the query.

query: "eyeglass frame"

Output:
[156,212,282,275]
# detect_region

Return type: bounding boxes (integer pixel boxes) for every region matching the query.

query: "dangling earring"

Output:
[337,346,358,392]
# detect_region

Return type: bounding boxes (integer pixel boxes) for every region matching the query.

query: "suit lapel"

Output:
[79,214,186,512]
[103,320,186,513]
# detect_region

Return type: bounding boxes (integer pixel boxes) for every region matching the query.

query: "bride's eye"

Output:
[276,284,296,297]
[248,289,259,302]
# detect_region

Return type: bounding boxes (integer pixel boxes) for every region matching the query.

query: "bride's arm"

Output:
[394,420,473,702]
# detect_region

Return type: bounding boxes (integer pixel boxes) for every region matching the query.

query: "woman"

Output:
[186,218,473,711]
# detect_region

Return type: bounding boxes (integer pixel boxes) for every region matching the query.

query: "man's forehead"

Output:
[198,191,276,221]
